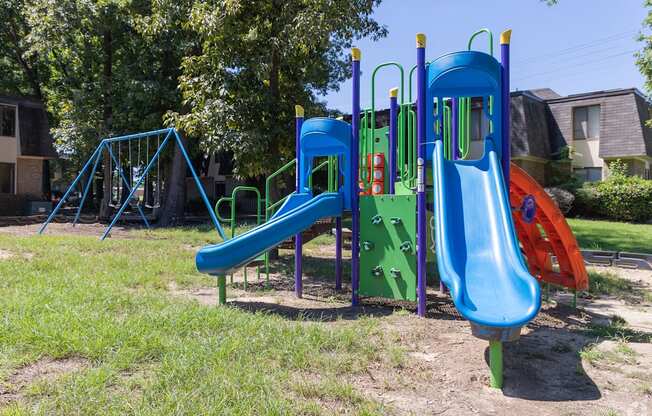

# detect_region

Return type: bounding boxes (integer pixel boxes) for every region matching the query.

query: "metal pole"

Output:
[101,131,173,240]
[451,98,458,161]
[295,105,304,298]
[217,275,226,305]
[335,216,342,290]
[172,129,227,241]
[416,34,427,317]
[389,87,398,194]
[73,147,103,226]
[500,30,512,183]
[38,143,103,235]
[489,340,503,388]
[351,47,361,306]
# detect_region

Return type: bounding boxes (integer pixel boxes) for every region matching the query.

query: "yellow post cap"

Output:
[500,29,512,45]
[295,105,304,118]
[389,87,399,98]
[416,33,426,48]
[351,47,361,61]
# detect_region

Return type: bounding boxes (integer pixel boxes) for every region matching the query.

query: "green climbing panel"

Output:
[359,194,417,301]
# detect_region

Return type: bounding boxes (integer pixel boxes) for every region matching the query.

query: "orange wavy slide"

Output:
[509,163,589,291]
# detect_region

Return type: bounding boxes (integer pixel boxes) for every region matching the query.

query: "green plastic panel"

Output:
[359,194,417,301]
[361,127,389,192]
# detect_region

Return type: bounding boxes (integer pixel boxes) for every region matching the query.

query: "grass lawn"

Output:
[0,231,392,415]
[567,218,652,253]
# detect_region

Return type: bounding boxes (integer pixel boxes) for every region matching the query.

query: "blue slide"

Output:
[196,192,343,275]
[432,139,541,336]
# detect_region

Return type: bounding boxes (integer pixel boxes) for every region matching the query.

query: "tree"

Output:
[0,0,47,98]
[637,1,652,102]
[172,0,387,179]
[17,0,195,221]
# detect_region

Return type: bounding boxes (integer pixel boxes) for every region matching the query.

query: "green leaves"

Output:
[171,0,386,177]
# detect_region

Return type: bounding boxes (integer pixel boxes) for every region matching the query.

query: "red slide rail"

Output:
[509,163,589,291]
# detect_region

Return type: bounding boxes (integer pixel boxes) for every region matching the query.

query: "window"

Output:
[573,105,600,140]
[0,105,16,137]
[470,108,491,141]
[573,167,602,182]
[0,162,15,193]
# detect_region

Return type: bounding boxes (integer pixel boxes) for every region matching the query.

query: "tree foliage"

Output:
[171,0,387,177]
[637,1,652,102]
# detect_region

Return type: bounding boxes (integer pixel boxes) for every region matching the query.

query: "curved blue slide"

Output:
[432,139,541,336]
[196,192,343,275]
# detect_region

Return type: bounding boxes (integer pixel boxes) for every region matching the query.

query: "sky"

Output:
[323,0,648,111]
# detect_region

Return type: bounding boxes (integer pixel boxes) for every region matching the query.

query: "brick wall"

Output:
[16,158,43,198]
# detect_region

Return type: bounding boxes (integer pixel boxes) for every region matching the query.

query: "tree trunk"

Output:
[99,28,114,220]
[158,136,186,226]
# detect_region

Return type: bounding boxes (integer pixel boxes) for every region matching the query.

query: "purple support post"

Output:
[416,34,427,317]
[388,87,398,194]
[451,98,458,161]
[351,47,361,306]
[295,105,304,298]
[335,216,342,290]
[500,30,512,184]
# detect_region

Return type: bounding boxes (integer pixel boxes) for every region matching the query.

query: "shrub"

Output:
[594,175,652,222]
[571,160,652,222]
[544,187,574,214]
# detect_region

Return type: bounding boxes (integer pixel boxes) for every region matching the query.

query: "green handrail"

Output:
[308,159,331,189]
[443,105,451,159]
[265,159,296,220]
[458,97,471,159]
[214,197,233,225]
[214,186,262,288]
[468,28,494,56]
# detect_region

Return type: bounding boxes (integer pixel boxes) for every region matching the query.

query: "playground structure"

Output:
[39,128,226,241]
[195,28,590,389]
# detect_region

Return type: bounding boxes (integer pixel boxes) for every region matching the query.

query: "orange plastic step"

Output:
[509,163,589,291]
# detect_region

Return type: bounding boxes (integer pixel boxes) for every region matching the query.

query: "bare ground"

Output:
[4,223,652,415]
[0,357,88,407]
[173,255,652,415]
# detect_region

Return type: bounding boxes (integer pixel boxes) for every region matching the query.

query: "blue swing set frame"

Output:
[38,128,226,241]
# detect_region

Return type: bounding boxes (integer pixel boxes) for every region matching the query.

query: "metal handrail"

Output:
[265,159,296,220]
[468,28,494,56]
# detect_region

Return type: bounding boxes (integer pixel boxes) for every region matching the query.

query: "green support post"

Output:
[489,340,503,389]
[217,275,227,305]
[571,289,577,309]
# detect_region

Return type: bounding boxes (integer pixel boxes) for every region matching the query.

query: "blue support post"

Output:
[171,129,226,241]
[500,30,512,183]
[416,34,427,317]
[388,88,398,194]
[105,143,151,229]
[73,148,103,226]
[39,144,103,235]
[351,47,361,306]
[295,105,304,298]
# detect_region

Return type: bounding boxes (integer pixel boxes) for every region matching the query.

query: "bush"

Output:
[544,187,575,214]
[594,175,652,222]
[571,160,652,222]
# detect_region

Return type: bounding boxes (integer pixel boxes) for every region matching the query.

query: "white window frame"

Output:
[572,105,600,141]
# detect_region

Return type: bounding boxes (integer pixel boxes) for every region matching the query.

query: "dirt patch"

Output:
[0,222,143,239]
[0,249,13,260]
[0,357,88,406]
